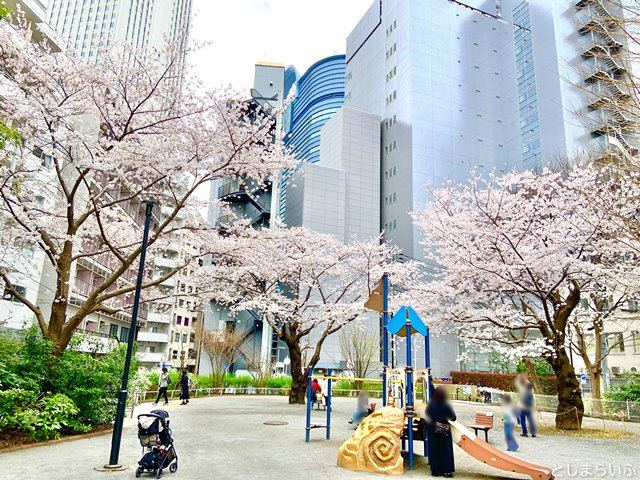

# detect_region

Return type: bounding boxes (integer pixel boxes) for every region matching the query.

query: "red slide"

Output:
[449,420,554,480]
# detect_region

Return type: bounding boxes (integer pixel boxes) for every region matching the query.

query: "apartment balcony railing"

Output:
[137,331,170,344]
[155,255,178,269]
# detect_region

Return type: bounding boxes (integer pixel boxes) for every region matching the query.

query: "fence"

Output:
[129,384,640,423]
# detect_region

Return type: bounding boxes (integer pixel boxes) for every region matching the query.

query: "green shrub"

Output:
[0,328,137,442]
[0,389,88,441]
[605,378,640,402]
[265,376,292,389]
[226,374,254,388]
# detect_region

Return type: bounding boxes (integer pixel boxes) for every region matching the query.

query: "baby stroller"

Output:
[136,409,178,478]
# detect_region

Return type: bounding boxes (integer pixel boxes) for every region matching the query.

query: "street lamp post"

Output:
[102,200,156,471]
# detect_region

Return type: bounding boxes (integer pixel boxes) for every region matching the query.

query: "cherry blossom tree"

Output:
[413,167,633,429]
[197,225,409,404]
[0,13,293,354]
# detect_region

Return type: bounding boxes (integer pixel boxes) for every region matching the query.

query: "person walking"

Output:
[178,369,191,405]
[153,367,170,405]
[516,373,536,437]
[501,394,519,452]
[426,386,456,478]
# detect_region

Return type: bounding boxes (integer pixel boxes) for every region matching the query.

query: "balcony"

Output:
[592,132,638,162]
[158,276,177,289]
[147,311,172,324]
[137,352,165,364]
[137,331,170,343]
[155,255,178,269]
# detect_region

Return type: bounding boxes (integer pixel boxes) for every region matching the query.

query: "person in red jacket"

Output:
[310,378,321,404]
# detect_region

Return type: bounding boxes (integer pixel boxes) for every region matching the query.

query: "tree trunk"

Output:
[588,367,603,417]
[286,338,307,404]
[523,357,542,393]
[551,349,584,430]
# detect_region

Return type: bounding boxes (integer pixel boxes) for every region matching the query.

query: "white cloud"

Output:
[188,0,372,93]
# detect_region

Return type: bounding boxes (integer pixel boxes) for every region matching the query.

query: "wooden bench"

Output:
[468,412,494,442]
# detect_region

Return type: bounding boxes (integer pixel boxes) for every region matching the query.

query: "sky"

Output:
[189,0,373,93]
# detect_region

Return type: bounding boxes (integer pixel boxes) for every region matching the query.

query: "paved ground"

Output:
[1,396,639,480]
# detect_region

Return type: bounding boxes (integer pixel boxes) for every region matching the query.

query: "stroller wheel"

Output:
[156,468,163,478]
[135,467,143,478]
[169,462,178,473]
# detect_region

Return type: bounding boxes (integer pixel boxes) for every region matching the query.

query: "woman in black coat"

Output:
[179,369,190,405]
[426,386,456,477]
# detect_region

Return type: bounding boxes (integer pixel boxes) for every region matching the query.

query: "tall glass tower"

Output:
[280,54,346,220]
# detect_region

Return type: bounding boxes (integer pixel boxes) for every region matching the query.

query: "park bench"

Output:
[468,412,494,442]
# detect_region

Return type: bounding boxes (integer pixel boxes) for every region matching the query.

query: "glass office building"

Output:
[280,54,346,219]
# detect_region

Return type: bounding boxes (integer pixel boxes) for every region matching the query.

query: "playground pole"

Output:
[326,369,332,440]
[382,273,389,406]
[405,310,415,470]
[305,368,312,443]
[425,327,431,401]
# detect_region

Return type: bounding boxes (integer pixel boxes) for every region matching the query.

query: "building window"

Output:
[184,318,189,327]
[174,332,180,342]
[633,332,640,353]
[149,346,155,353]
[2,285,26,303]
[182,333,188,343]
[628,299,639,312]
[607,333,625,353]
[172,350,178,360]
[109,324,119,339]
[176,315,182,325]
[120,326,130,343]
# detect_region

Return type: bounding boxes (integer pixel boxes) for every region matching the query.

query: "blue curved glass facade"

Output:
[280,54,345,219]
[284,54,346,163]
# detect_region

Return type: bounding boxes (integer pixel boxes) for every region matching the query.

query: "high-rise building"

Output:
[46,0,192,64]
[280,54,346,219]
[344,0,636,375]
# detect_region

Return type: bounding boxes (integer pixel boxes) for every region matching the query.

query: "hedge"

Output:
[450,371,557,395]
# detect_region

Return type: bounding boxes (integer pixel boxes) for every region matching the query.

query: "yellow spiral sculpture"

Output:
[337,406,405,475]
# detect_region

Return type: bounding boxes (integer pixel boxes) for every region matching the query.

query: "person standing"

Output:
[153,367,170,405]
[501,395,519,452]
[426,386,456,478]
[178,369,191,405]
[519,382,536,437]
[317,373,328,408]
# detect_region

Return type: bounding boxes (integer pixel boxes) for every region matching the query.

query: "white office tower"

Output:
[46,0,192,64]
[344,0,636,373]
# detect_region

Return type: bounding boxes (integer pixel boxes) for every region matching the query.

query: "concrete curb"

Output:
[0,427,113,454]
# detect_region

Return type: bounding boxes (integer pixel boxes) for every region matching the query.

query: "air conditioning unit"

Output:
[610,366,621,375]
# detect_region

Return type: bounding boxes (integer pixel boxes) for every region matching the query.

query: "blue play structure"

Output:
[304,274,432,471]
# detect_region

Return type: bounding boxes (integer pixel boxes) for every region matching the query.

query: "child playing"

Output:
[349,391,371,426]
[501,394,519,452]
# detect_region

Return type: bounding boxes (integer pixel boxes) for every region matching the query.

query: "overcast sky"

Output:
[188,0,372,94]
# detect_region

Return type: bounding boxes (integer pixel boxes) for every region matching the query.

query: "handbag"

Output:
[434,421,450,435]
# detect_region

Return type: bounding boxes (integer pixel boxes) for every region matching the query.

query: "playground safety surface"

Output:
[1,395,638,479]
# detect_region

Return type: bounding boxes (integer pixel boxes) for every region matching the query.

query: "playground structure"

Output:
[308,273,555,479]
